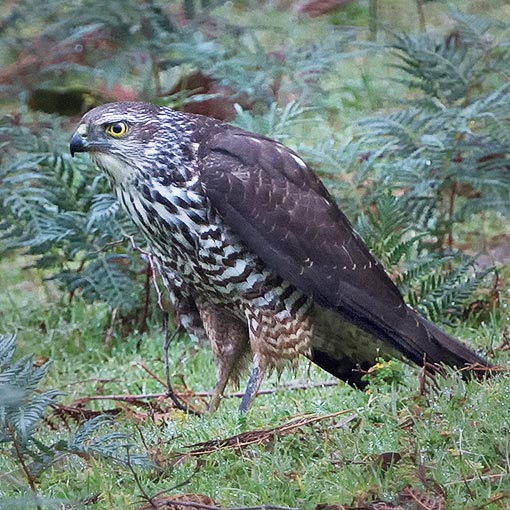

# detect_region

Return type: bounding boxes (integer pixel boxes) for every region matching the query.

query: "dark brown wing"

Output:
[197,132,406,333]
[196,128,487,368]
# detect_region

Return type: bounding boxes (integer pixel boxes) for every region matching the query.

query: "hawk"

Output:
[70,102,489,412]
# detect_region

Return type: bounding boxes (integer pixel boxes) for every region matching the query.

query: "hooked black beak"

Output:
[70,131,88,157]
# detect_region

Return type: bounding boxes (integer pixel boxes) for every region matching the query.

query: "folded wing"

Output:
[197,128,487,370]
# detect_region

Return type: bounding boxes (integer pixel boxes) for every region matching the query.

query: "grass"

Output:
[1,254,510,510]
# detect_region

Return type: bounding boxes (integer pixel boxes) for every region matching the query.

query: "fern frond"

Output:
[0,334,58,445]
[390,32,479,105]
[8,392,60,444]
[0,334,16,369]
[233,101,308,141]
[404,256,491,323]
[67,416,154,468]
[0,334,155,480]
[447,4,495,49]
[355,194,424,269]
[55,252,142,312]
[86,194,121,232]
[0,114,146,314]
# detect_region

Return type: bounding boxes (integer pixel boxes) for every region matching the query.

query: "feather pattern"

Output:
[197,129,483,367]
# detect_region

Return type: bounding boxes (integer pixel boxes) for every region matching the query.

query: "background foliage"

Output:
[0,0,509,508]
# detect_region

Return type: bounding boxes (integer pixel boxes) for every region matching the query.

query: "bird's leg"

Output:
[239,354,266,413]
[194,301,249,412]
[208,329,249,412]
[208,365,234,413]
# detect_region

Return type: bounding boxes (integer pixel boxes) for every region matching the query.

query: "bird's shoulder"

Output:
[190,118,327,196]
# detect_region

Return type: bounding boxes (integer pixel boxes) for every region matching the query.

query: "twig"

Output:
[149,467,202,503]
[124,234,165,310]
[8,424,42,510]
[446,181,457,251]
[472,492,508,510]
[178,504,297,510]
[61,493,101,509]
[125,446,157,508]
[150,498,216,510]
[133,421,150,452]
[368,0,377,41]
[104,307,118,349]
[136,362,167,388]
[139,262,152,337]
[152,53,162,97]
[162,313,193,414]
[70,379,340,406]
[208,379,339,398]
[458,363,506,375]
[68,259,86,304]
[184,410,354,458]
[122,234,199,415]
[418,354,439,397]
[148,502,296,510]
[443,472,510,486]
[73,392,176,404]
[416,0,426,32]
[457,429,475,500]
[88,237,127,255]
[405,488,434,510]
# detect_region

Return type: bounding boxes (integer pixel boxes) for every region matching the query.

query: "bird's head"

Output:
[70,101,186,185]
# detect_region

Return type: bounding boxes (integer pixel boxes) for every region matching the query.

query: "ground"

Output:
[1,253,509,509]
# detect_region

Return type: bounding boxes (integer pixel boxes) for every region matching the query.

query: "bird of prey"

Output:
[70,102,489,412]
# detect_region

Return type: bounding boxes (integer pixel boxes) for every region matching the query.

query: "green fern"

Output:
[55,254,143,312]
[355,194,424,269]
[65,415,155,468]
[169,20,353,106]
[358,9,510,246]
[0,0,355,326]
[233,101,308,141]
[355,195,491,324]
[0,114,147,314]
[447,4,507,51]
[406,257,491,324]
[1,3,504,334]
[0,333,154,501]
[0,335,59,445]
[390,32,479,105]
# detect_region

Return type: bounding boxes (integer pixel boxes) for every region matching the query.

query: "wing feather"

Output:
[196,129,433,361]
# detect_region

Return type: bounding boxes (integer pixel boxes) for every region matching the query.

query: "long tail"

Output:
[309,305,491,387]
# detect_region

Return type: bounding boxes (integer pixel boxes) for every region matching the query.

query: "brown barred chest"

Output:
[118,179,314,365]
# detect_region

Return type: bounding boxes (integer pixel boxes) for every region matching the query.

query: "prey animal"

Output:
[70,102,489,412]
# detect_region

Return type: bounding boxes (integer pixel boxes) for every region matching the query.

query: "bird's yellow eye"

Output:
[105,122,129,138]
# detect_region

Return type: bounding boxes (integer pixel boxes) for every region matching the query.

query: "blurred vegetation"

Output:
[1,0,508,325]
[0,0,509,508]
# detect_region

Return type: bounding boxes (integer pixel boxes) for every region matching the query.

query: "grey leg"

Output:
[239,355,266,413]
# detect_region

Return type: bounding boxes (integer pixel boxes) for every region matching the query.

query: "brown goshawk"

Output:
[70,102,489,412]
